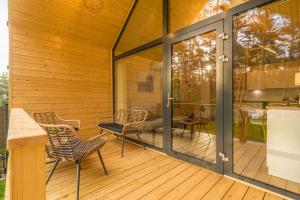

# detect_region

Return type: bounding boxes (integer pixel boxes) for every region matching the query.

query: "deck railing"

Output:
[5,108,48,200]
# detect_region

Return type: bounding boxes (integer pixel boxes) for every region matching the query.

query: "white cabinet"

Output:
[267,108,300,183]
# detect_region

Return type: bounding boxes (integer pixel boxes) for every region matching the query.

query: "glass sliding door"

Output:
[232,0,300,195]
[115,45,164,148]
[167,21,224,171]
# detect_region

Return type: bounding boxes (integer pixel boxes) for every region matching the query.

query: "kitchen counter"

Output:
[267,106,300,110]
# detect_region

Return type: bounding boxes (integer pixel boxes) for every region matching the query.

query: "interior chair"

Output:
[97,109,148,157]
[32,111,80,130]
[195,109,212,141]
[39,123,108,200]
[239,108,249,142]
[247,111,267,141]
[239,109,267,142]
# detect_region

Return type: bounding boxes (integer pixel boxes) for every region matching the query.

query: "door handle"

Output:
[166,93,174,108]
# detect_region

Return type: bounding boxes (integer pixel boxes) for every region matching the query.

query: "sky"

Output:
[0,0,8,73]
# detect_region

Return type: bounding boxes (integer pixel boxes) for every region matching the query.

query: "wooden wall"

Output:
[9,0,133,137]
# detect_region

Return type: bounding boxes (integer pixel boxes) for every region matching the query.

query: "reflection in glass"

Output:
[170,0,249,32]
[171,31,217,163]
[115,0,162,55]
[233,0,300,195]
[115,45,163,148]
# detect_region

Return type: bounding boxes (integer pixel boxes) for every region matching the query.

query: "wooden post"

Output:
[5,108,48,200]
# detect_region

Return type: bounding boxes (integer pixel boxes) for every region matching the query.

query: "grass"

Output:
[233,120,265,142]
[0,180,5,200]
[206,121,265,142]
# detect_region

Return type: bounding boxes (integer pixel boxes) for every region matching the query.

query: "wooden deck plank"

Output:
[234,142,261,174]
[47,143,143,190]
[243,187,266,200]
[181,173,222,200]
[222,182,249,200]
[82,158,182,200]
[285,180,300,194]
[233,142,254,164]
[47,144,162,199]
[254,159,269,184]
[47,149,158,188]
[45,139,288,200]
[173,134,212,153]
[264,193,286,200]
[241,145,265,178]
[269,176,286,190]
[160,169,210,200]
[139,166,200,200]
[201,177,235,200]
[118,163,191,200]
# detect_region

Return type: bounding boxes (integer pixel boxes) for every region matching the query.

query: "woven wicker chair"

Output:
[39,123,107,200]
[32,111,80,130]
[98,109,148,157]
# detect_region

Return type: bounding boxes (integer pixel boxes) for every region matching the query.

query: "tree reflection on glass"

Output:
[172,32,216,103]
[234,2,300,68]
[195,0,231,22]
[233,0,300,104]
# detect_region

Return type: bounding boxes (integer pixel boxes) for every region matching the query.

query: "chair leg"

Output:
[121,134,125,157]
[76,161,81,200]
[262,124,267,142]
[96,149,108,175]
[202,124,211,141]
[136,132,146,150]
[46,159,59,185]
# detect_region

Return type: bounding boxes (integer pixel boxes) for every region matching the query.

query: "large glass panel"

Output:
[115,45,163,148]
[115,0,162,55]
[170,0,249,33]
[171,31,217,164]
[233,0,300,195]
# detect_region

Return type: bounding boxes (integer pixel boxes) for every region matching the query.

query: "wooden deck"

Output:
[47,137,287,200]
[234,141,300,195]
[132,131,300,195]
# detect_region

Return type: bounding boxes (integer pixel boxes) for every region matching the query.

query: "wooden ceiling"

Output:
[115,0,163,55]
[170,0,208,32]
[10,0,134,48]
[115,0,248,55]
[11,0,250,52]
[170,0,248,32]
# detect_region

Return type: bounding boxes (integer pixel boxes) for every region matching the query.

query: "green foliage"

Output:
[233,122,265,142]
[0,180,5,200]
[0,72,8,107]
[207,121,265,142]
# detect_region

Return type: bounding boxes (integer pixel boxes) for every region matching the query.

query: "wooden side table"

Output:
[175,120,203,139]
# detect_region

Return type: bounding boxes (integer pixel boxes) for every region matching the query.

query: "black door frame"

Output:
[112,0,300,199]
[165,21,225,173]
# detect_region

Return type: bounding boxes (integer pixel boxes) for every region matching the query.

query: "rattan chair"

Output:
[39,123,107,200]
[98,109,148,157]
[32,111,80,130]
